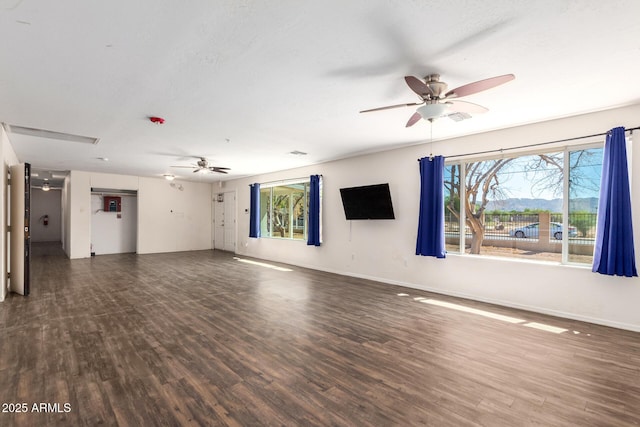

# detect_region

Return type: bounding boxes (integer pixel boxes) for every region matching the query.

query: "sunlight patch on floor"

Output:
[523,322,568,334]
[233,257,293,272]
[396,293,572,334]
[420,299,526,324]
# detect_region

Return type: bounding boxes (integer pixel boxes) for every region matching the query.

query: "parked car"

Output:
[509,222,578,240]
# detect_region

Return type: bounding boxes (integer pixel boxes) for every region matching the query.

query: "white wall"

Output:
[0,127,19,302]
[137,177,212,254]
[31,189,62,243]
[65,172,212,258]
[68,171,92,258]
[91,172,139,191]
[223,104,640,332]
[91,194,137,254]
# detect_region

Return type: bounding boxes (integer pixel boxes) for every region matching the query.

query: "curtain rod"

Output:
[433,126,640,161]
[249,174,322,186]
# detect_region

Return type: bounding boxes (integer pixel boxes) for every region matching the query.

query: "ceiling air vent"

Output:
[4,124,100,145]
[447,112,472,122]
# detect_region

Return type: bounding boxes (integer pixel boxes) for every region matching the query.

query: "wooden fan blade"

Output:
[405,112,422,128]
[360,102,422,113]
[405,76,433,97]
[444,74,514,99]
[445,100,488,114]
[209,166,230,173]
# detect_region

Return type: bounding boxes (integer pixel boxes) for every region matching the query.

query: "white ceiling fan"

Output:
[171,157,230,174]
[360,73,515,126]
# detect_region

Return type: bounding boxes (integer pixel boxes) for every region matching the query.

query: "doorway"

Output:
[90,190,138,255]
[213,191,236,252]
[31,187,62,243]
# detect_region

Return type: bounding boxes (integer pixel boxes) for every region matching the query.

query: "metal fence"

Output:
[445,212,597,245]
[471,213,539,241]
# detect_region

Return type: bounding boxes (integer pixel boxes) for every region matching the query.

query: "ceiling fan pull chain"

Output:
[429,119,434,161]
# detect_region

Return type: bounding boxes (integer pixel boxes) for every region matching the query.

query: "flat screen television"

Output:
[339,183,395,220]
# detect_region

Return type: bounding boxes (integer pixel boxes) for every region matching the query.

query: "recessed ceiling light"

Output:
[289,150,307,156]
[97,157,109,162]
[163,174,175,181]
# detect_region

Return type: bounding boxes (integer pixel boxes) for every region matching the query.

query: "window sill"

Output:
[445,251,592,270]
[259,236,307,242]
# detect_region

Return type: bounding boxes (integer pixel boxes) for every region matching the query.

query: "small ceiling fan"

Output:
[171,157,230,174]
[360,73,514,127]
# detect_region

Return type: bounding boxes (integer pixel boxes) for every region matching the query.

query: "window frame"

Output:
[259,178,310,241]
[445,141,604,265]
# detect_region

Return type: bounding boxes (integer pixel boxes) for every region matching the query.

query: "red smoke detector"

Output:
[149,116,165,124]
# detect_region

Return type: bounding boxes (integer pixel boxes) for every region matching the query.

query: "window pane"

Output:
[260,187,272,237]
[272,186,291,238]
[568,147,603,264]
[290,185,306,240]
[444,164,461,253]
[464,152,564,261]
[259,182,310,240]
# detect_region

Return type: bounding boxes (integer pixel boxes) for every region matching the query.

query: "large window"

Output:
[444,144,603,264]
[260,180,310,240]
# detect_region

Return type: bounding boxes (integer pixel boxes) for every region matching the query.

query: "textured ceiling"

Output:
[2,0,640,183]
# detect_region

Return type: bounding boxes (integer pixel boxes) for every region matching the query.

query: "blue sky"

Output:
[481,148,603,200]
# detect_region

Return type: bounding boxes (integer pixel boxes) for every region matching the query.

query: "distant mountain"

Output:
[486,197,598,213]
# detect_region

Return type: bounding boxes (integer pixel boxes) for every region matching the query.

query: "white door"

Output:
[223,191,236,252]
[9,163,31,296]
[213,191,236,252]
[3,167,9,300]
[213,194,225,250]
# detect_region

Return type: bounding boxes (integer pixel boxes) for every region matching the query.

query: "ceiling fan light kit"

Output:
[361,73,515,126]
[417,103,449,120]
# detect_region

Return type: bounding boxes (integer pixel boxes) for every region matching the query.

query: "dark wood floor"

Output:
[1,243,640,426]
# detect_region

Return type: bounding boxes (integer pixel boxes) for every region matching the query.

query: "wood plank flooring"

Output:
[1,242,640,426]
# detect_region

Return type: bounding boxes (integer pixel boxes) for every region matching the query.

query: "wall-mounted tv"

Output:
[339,183,395,220]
